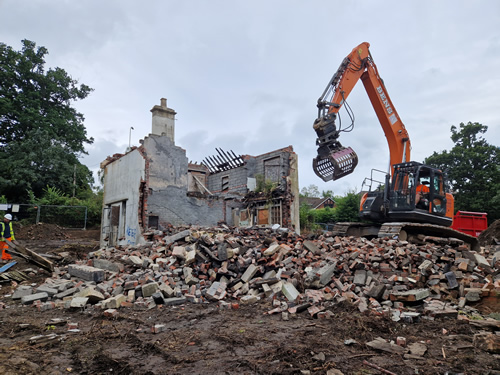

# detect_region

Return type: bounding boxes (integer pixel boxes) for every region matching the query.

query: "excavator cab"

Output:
[387,162,452,226]
[360,162,453,227]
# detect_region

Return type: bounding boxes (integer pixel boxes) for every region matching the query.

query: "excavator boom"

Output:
[310,43,472,248]
[312,42,410,181]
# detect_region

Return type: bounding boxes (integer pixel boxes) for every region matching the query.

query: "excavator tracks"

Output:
[332,222,479,251]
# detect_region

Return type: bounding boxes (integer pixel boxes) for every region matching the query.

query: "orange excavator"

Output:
[312,42,478,248]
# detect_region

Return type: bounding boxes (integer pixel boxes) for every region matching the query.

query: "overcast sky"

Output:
[2,1,499,196]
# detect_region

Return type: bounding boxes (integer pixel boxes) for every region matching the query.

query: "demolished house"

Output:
[100,98,300,247]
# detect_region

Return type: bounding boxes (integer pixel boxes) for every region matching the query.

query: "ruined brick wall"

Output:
[206,147,294,195]
[205,159,255,195]
[143,134,227,228]
[205,146,299,231]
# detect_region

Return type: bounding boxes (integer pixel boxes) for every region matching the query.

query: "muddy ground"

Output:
[0,224,498,375]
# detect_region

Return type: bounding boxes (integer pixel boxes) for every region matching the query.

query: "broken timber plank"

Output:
[3,271,29,282]
[6,239,54,272]
[0,261,17,273]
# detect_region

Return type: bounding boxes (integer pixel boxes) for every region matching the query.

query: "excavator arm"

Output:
[313,42,411,181]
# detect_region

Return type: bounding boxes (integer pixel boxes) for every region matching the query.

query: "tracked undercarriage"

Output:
[332,222,480,251]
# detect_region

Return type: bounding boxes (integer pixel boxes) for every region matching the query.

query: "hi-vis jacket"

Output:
[0,221,15,241]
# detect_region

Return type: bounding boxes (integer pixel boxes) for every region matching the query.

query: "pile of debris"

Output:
[479,219,500,246]
[3,225,500,325]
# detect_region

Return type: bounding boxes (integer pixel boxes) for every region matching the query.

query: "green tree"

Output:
[424,122,500,223]
[322,190,334,199]
[334,191,361,222]
[300,184,320,198]
[0,39,94,201]
[299,203,316,232]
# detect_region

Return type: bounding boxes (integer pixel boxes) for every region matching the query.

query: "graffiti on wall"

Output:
[126,226,137,244]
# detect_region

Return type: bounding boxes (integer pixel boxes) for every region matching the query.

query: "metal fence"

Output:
[0,203,88,229]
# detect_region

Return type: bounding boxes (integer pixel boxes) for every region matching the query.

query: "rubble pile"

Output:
[479,219,500,246]
[5,225,500,323]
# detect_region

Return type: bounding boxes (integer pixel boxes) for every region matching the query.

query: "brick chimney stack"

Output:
[151,98,176,142]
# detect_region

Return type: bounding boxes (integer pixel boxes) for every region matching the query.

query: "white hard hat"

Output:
[4,214,12,220]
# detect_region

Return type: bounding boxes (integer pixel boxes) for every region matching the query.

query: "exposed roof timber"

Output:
[193,175,213,195]
[202,148,244,173]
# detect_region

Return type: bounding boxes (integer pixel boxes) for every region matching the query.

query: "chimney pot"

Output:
[161,98,167,108]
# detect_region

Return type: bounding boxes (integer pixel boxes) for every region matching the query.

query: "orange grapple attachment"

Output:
[313,146,358,182]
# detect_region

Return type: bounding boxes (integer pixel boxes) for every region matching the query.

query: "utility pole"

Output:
[73,164,76,198]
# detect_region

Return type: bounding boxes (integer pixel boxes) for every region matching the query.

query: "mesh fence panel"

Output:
[38,205,87,229]
[1,204,87,229]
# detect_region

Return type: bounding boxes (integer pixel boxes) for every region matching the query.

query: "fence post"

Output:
[84,207,87,230]
[35,206,41,224]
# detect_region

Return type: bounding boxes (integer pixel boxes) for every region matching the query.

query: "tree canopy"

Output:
[300,184,321,198]
[424,122,500,223]
[0,39,94,201]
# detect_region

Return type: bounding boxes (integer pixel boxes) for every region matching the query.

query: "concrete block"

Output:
[12,286,33,300]
[353,270,367,286]
[164,230,191,246]
[35,285,58,296]
[142,282,159,298]
[367,284,386,300]
[68,264,105,282]
[70,297,89,308]
[262,283,272,297]
[54,287,79,300]
[172,246,187,260]
[474,254,490,268]
[93,259,124,273]
[21,292,49,305]
[240,295,259,304]
[241,264,259,283]
[112,285,124,297]
[465,290,481,302]
[185,250,196,265]
[205,281,227,301]
[270,281,283,295]
[129,256,143,265]
[159,284,174,298]
[282,282,300,302]
[164,297,187,306]
[103,294,127,309]
[218,244,228,261]
[263,270,277,280]
[152,292,165,305]
[390,288,430,302]
[318,262,337,286]
[185,274,199,286]
[303,240,322,255]
[263,244,281,257]
[445,271,458,289]
[418,260,433,271]
[127,290,135,302]
[75,288,105,304]
[231,281,243,291]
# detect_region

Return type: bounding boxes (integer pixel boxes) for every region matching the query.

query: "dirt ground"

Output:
[0,224,498,375]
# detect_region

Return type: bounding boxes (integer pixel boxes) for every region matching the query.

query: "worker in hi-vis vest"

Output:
[1,214,15,262]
